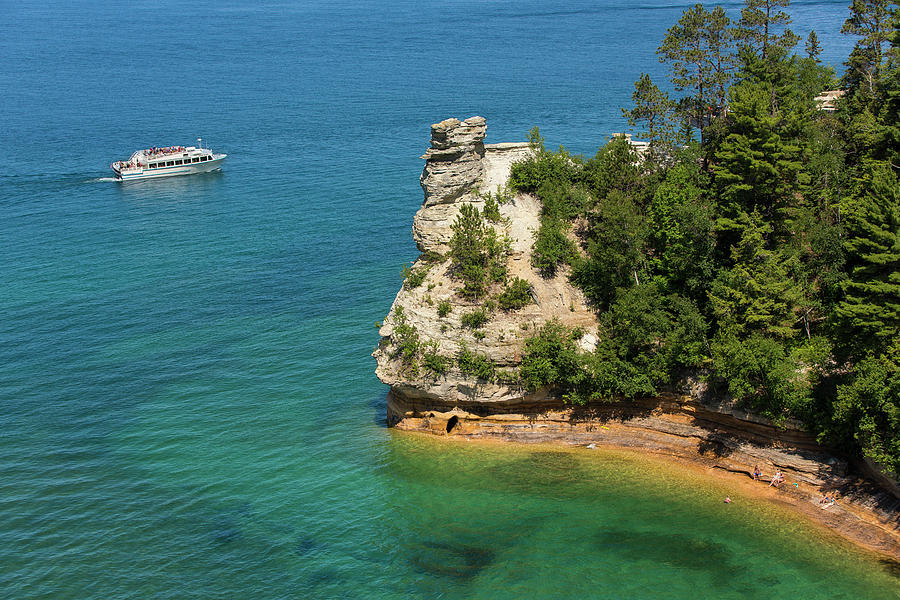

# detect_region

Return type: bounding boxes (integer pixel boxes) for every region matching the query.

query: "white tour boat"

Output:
[111,138,226,181]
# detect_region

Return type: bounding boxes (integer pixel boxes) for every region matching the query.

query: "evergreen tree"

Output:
[647,157,716,305]
[579,135,645,202]
[836,163,900,354]
[841,0,896,95]
[658,4,734,138]
[733,0,800,115]
[806,30,823,61]
[874,19,900,163]
[734,0,799,63]
[622,73,677,160]
[708,212,802,339]
[712,81,808,237]
[448,204,508,299]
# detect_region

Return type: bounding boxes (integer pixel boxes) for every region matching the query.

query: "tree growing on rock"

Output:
[448,203,509,300]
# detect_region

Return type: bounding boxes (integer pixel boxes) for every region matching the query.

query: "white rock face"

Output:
[374,117,597,408]
[413,116,487,253]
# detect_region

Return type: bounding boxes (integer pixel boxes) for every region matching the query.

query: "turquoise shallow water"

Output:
[1,0,897,597]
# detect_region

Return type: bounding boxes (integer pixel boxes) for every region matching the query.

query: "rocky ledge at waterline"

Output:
[373,116,900,559]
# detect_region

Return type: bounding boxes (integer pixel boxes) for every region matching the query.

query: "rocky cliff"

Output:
[375,116,596,406]
[373,117,900,557]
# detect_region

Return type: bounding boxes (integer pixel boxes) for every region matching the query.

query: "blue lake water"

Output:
[2,1,898,598]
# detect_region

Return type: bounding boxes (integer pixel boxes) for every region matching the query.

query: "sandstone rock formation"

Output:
[373,117,900,558]
[375,116,595,408]
[413,116,487,253]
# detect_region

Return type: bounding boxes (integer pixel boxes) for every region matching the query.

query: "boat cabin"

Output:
[147,154,215,170]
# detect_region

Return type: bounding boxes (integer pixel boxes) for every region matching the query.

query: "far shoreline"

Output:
[390,427,900,563]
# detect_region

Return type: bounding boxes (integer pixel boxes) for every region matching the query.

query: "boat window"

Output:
[150,163,157,169]
[174,160,183,166]
[166,161,174,167]
[192,157,199,163]
[201,156,208,162]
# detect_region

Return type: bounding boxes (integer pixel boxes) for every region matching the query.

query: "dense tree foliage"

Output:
[513,0,900,474]
[448,203,510,299]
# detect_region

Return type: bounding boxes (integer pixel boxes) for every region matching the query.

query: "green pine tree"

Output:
[657,3,734,138]
[622,73,677,161]
[709,212,802,339]
[841,0,895,95]
[712,81,808,238]
[836,163,900,353]
[805,30,823,61]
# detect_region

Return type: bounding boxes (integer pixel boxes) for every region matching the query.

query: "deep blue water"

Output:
[3,1,898,598]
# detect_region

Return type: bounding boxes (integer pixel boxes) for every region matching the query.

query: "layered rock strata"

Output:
[413,116,488,253]
[373,117,900,559]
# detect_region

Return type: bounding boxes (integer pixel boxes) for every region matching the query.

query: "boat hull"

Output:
[113,155,226,181]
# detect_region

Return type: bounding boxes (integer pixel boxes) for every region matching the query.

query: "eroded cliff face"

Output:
[372,119,900,549]
[413,116,487,253]
[374,116,596,409]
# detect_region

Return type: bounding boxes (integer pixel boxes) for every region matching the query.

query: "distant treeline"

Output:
[510,0,899,474]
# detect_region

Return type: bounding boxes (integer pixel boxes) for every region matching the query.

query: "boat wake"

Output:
[94,177,120,182]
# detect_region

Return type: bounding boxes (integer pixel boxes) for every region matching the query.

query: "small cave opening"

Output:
[446,415,459,434]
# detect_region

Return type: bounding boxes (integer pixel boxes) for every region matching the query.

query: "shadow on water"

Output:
[303,567,341,590]
[294,536,324,557]
[483,451,586,499]
[596,528,740,583]
[210,514,243,545]
[410,539,496,580]
[368,392,389,428]
[112,169,225,203]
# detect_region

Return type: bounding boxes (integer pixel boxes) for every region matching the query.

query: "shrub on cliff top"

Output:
[509,127,580,194]
[461,307,490,329]
[422,340,450,377]
[402,262,429,289]
[482,192,502,223]
[531,219,578,278]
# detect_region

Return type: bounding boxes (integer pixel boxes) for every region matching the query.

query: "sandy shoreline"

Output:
[398,430,900,563]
